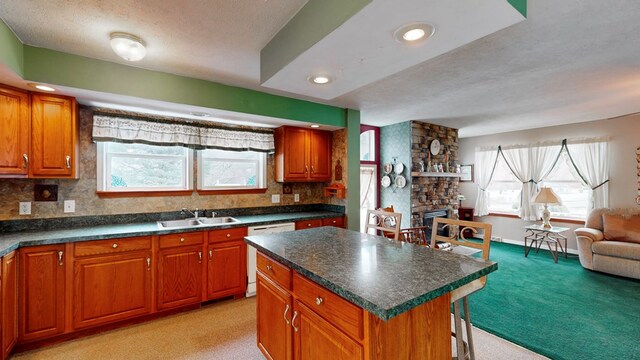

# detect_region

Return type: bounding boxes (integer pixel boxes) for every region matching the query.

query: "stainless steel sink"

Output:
[157,217,240,229]
[197,217,240,225]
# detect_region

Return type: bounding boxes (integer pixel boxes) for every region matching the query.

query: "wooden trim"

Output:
[196,188,268,195]
[487,212,585,224]
[96,190,193,198]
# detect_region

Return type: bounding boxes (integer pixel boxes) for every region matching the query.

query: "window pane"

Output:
[110,156,185,188]
[487,157,521,213]
[360,130,375,161]
[107,142,186,156]
[541,153,589,219]
[198,149,264,189]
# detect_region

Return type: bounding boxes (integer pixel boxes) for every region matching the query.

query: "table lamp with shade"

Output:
[532,187,562,228]
[457,194,466,207]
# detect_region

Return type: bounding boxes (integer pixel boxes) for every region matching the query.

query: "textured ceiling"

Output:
[335,0,640,136]
[0,0,307,89]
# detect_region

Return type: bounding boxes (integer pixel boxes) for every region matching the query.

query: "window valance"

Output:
[92,113,275,152]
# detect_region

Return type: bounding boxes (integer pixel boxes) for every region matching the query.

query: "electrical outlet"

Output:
[19,202,31,215]
[294,194,300,202]
[64,200,75,213]
[271,194,280,203]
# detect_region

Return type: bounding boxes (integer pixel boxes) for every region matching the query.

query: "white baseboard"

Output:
[495,237,579,255]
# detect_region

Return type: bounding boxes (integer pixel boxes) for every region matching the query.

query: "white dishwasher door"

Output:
[246,222,295,297]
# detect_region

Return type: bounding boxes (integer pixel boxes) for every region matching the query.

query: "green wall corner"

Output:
[0,20,24,77]
[507,0,527,17]
[346,109,361,231]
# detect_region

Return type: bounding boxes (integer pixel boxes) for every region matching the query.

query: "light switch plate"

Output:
[294,194,300,202]
[271,194,280,203]
[19,202,31,215]
[64,200,75,213]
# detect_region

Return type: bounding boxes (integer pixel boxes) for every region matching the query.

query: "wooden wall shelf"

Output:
[411,172,462,178]
[323,186,346,199]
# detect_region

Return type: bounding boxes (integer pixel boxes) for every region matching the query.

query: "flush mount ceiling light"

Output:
[393,23,435,43]
[110,32,147,61]
[27,83,55,92]
[190,111,212,117]
[308,75,332,85]
[310,124,321,128]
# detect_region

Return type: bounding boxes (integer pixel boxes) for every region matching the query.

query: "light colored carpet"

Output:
[12,298,546,360]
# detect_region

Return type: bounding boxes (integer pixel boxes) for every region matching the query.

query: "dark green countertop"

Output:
[0,211,342,257]
[245,227,498,321]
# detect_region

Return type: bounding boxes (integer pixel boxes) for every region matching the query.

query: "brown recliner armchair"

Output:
[574,208,640,279]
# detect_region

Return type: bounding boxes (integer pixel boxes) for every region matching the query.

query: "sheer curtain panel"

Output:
[565,140,609,211]
[474,149,499,216]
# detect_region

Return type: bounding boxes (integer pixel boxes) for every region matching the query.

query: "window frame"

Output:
[196,148,267,192]
[96,142,194,194]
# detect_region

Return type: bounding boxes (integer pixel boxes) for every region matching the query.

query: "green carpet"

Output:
[467,242,640,360]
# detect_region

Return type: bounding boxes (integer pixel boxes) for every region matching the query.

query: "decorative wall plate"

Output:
[383,163,393,174]
[394,162,404,174]
[430,139,441,156]
[395,175,407,188]
[381,175,391,188]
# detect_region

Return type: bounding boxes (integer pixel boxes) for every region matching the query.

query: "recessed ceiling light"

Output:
[308,75,332,85]
[110,32,147,61]
[27,83,55,92]
[310,124,321,128]
[394,23,435,44]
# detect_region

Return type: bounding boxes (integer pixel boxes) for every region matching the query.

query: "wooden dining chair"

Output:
[430,217,492,360]
[364,209,402,240]
[398,226,431,246]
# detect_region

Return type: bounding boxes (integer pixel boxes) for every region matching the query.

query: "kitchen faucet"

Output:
[181,208,200,219]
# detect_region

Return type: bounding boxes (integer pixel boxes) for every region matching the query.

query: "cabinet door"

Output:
[73,251,152,329]
[0,86,30,176]
[157,246,203,310]
[30,93,76,178]
[282,127,309,181]
[206,240,246,299]
[2,251,18,356]
[293,301,363,360]
[308,130,331,181]
[19,245,66,342]
[257,274,292,360]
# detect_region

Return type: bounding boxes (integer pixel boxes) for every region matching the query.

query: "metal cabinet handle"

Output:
[198,251,202,263]
[57,251,63,266]
[291,311,299,332]
[266,265,273,271]
[146,257,151,270]
[284,304,290,325]
[226,233,231,238]
[23,154,28,168]
[180,237,185,243]
[311,165,315,174]
[305,165,309,174]
[112,243,118,249]
[65,155,71,169]
[307,223,312,227]
[316,297,324,306]
[208,250,213,259]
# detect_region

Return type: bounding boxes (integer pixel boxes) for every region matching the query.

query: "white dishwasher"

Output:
[246,222,295,297]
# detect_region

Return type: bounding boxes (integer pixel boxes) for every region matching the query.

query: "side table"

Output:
[524,225,569,263]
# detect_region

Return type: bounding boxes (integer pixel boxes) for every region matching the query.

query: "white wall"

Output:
[458,114,640,251]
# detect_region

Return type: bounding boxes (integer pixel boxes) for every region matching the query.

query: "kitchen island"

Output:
[245,226,497,360]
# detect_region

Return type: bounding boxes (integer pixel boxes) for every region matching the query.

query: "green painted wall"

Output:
[507,0,527,17]
[261,0,372,83]
[0,20,24,77]
[346,109,361,231]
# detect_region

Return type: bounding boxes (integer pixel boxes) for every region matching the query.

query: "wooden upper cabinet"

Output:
[19,245,66,342]
[275,126,332,182]
[0,85,30,177]
[30,93,77,178]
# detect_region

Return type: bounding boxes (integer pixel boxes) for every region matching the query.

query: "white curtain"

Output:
[360,167,376,232]
[565,140,609,211]
[501,144,562,220]
[474,149,499,216]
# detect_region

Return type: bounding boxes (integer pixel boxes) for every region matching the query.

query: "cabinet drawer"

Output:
[293,273,363,341]
[74,236,151,257]
[209,227,247,243]
[159,232,204,249]
[322,216,344,228]
[257,252,291,290]
[295,219,323,230]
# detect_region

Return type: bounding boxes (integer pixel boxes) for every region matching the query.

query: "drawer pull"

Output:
[332,220,336,224]
[226,233,231,238]
[198,251,202,263]
[266,265,273,271]
[307,223,312,227]
[112,243,118,249]
[57,250,64,266]
[284,304,290,325]
[291,311,299,332]
[316,297,324,306]
[180,237,185,243]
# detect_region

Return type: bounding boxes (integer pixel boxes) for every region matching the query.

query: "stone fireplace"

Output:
[423,208,449,241]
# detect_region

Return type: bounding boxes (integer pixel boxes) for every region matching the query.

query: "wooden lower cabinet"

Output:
[73,250,152,329]
[157,245,203,310]
[257,274,292,360]
[2,251,18,358]
[18,245,66,342]
[294,301,363,360]
[207,240,246,299]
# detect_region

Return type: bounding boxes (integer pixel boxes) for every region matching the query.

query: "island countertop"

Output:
[245,226,497,320]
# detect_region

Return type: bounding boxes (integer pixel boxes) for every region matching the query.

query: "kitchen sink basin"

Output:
[157,217,240,229]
